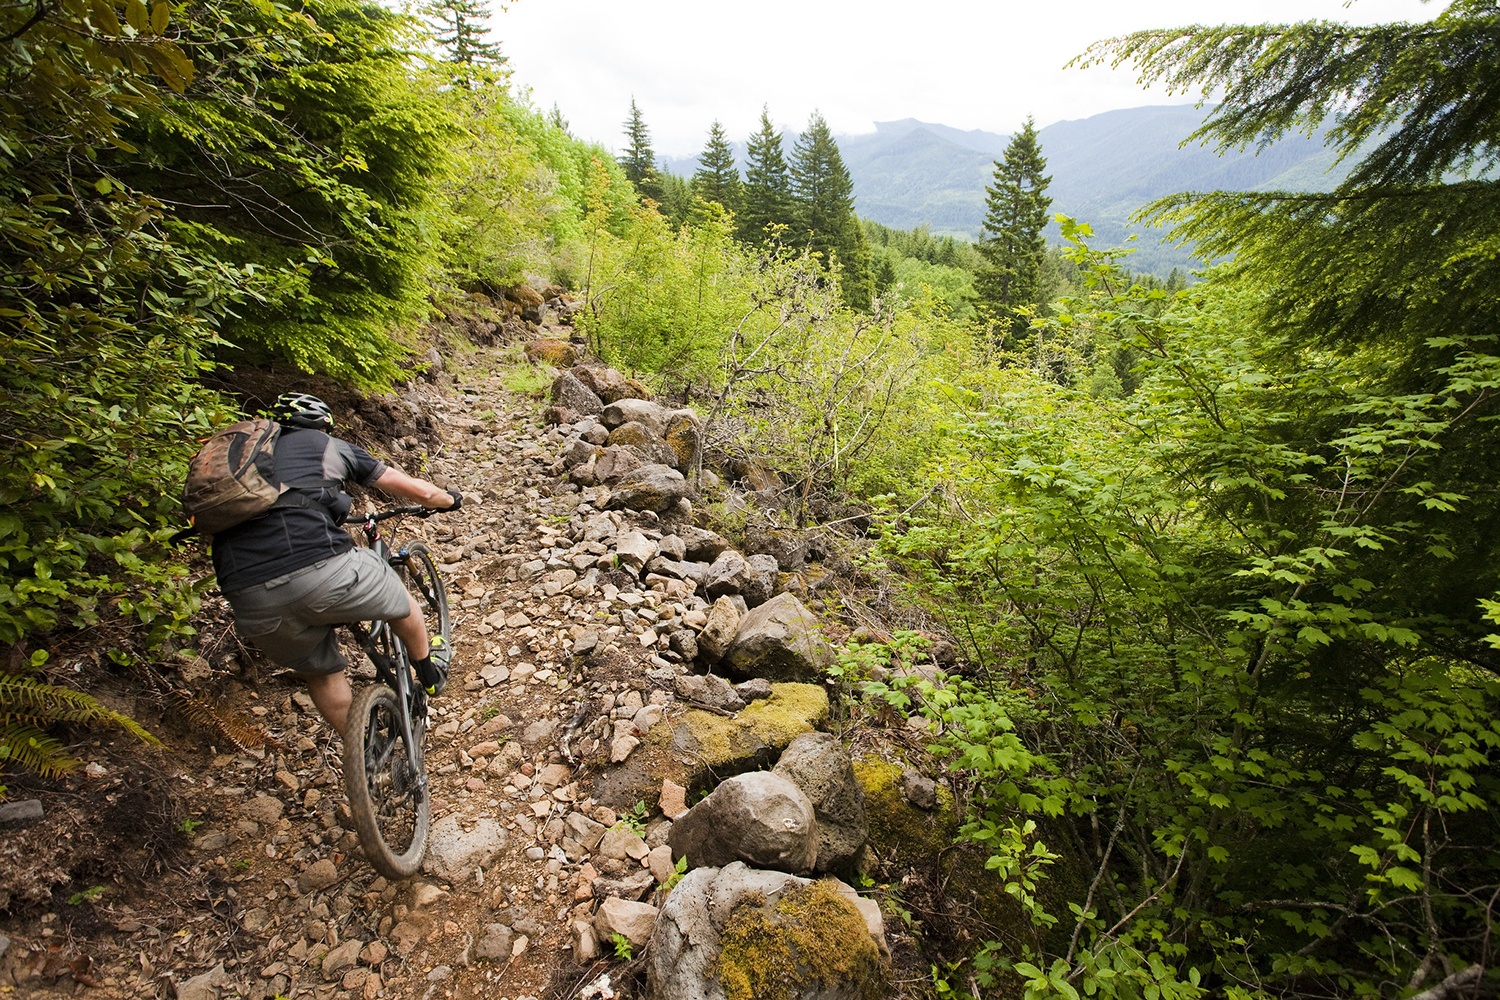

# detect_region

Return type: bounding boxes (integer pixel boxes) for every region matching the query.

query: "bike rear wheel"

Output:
[344,683,430,878]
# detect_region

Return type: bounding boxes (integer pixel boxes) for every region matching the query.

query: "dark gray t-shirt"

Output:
[212,426,387,592]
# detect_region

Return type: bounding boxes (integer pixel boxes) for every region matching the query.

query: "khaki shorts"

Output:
[225,548,412,676]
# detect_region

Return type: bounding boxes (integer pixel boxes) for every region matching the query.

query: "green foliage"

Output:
[67,886,109,905]
[436,86,628,288]
[790,112,871,309]
[119,0,454,388]
[1,0,243,650]
[886,228,1500,996]
[663,853,689,892]
[616,800,650,837]
[420,0,505,79]
[1077,1,1500,372]
[610,931,634,961]
[619,98,661,204]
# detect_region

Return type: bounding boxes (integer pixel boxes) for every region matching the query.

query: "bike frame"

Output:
[348,506,432,805]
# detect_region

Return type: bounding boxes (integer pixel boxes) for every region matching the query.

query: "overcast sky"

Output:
[492,0,1443,157]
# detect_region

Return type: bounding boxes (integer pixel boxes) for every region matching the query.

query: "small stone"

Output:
[647,844,676,885]
[410,882,448,909]
[275,770,300,793]
[297,858,339,894]
[321,938,363,979]
[240,796,284,826]
[474,923,515,961]
[426,965,453,982]
[659,779,688,820]
[0,800,43,825]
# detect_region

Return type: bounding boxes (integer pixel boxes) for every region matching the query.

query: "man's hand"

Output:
[445,488,463,511]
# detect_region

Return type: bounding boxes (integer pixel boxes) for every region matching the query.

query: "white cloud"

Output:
[494,0,1444,156]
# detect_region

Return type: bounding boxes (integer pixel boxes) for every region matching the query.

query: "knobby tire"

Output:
[344,683,430,879]
[343,539,450,879]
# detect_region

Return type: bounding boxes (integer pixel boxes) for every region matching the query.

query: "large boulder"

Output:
[704,551,751,600]
[746,525,812,571]
[606,465,690,514]
[696,596,743,664]
[505,282,544,317]
[608,421,680,467]
[743,553,778,607]
[525,338,578,367]
[722,455,784,494]
[422,815,508,882]
[601,398,669,434]
[594,446,646,484]
[677,525,733,563]
[664,410,703,478]
[668,771,816,874]
[648,863,887,1000]
[723,593,834,682]
[774,733,867,876]
[551,371,604,416]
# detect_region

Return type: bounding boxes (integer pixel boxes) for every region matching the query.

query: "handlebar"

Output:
[361,505,440,524]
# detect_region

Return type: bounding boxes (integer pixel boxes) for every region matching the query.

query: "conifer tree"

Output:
[657,171,693,228]
[618,98,662,203]
[976,116,1052,342]
[739,106,793,244]
[692,120,741,218]
[790,111,871,308]
[421,0,504,84]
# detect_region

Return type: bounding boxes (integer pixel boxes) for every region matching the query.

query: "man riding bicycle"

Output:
[213,393,460,734]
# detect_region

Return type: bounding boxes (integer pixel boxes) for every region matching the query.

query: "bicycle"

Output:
[342,505,451,879]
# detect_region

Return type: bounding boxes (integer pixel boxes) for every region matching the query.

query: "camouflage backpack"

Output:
[180,419,285,537]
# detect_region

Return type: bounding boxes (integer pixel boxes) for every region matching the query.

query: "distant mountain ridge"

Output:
[660,105,1354,275]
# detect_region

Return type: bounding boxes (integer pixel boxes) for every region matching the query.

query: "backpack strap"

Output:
[271,478,346,520]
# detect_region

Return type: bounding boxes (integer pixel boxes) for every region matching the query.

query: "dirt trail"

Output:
[4,334,637,1000]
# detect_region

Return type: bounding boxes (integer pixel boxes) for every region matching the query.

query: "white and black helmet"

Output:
[271,392,334,430]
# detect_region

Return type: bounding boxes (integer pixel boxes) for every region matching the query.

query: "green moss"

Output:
[681,683,829,769]
[853,757,959,858]
[713,880,886,1000]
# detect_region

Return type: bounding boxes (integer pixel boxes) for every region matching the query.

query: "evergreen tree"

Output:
[738,106,793,244]
[618,98,662,203]
[691,120,741,218]
[790,111,871,308]
[976,116,1052,343]
[657,171,693,229]
[420,0,504,84]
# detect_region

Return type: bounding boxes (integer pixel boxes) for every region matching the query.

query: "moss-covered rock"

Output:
[714,879,887,1000]
[853,757,959,859]
[674,683,829,784]
[524,337,577,367]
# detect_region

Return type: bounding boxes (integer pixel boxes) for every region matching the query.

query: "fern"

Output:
[0,672,162,798]
[171,693,271,753]
[0,722,78,780]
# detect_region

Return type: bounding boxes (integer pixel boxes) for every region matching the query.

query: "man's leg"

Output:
[389,592,428,660]
[306,670,353,735]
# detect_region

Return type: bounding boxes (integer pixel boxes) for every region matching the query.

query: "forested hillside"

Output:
[2,0,1497,998]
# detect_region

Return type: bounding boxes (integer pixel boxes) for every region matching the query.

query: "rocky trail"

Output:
[2,314,953,1000]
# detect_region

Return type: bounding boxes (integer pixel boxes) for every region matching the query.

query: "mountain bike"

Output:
[343,505,451,879]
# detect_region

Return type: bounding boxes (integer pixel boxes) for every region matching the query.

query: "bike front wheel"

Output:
[344,683,430,879]
[398,541,450,655]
